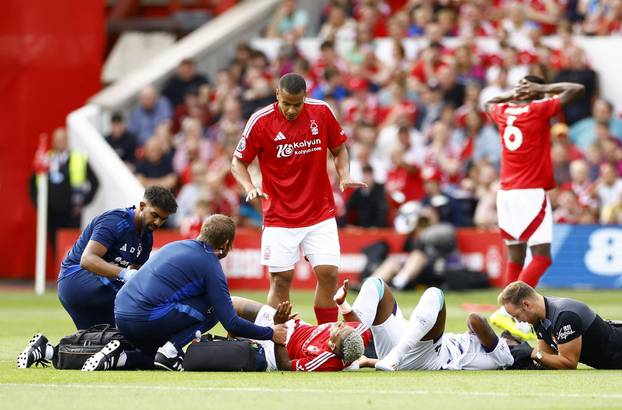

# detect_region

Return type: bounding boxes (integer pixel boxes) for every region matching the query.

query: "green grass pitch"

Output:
[2,287,622,410]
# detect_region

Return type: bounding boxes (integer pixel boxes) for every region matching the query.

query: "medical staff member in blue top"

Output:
[82,214,287,371]
[58,185,178,329]
[16,186,178,370]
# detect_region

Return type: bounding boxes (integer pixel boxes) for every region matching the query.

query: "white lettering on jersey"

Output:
[276,139,322,158]
[505,105,530,116]
[114,256,130,267]
[276,144,294,158]
[120,244,127,252]
[557,324,575,341]
[502,115,524,151]
[130,247,135,253]
[137,244,142,258]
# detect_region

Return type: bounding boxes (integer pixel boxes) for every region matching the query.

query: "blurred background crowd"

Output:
[92,0,622,237]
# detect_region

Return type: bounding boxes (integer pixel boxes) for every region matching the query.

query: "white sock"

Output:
[352,278,384,327]
[45,344,54,360]
[391,270,410,290]
[159,341,179,358]
[116,352,127,368]
[390,287,445,360]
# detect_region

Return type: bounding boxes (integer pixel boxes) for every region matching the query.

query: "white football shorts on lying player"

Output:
[370,305,514,370]
[252,305,298,371]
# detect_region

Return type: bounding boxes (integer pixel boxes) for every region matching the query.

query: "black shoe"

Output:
[82,340,123,371]
[500,330,524,346]
[17,333,50,369]
[154,350,184,371]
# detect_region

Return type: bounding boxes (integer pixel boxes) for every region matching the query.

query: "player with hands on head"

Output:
[485,76,584,339]
[231,72,366,325]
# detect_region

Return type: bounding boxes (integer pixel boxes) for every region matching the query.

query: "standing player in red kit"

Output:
[486,76,584,338]
[231,73,366,324]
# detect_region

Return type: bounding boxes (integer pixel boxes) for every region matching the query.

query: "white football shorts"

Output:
[496,188,552,246]
[252,305,299,371]
[440,333,514,370]
[260,218,340,272]
[372,305,514,370]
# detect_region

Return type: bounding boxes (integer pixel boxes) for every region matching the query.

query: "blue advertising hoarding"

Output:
[539,225,622,289]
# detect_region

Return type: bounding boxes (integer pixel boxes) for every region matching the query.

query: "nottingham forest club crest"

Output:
[310,120,319,135]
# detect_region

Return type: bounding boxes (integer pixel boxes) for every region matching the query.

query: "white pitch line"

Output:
[1,383,621,399]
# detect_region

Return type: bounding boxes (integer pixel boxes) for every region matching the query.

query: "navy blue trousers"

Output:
[57,268,121,330]
[116,296,217,357]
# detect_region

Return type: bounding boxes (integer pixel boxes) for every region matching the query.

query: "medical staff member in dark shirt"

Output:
[92,214,287,371]
[498,281,622,369]
[17,186,177,370]
[58,185,178,329]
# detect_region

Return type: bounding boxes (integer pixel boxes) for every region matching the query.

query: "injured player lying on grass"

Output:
[232,298,374,371]
[338,278,517,371]
[233,280,524,372]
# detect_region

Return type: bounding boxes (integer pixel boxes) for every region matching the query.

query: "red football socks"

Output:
[506,261,523,285]
[314,306,338,324]
[518,255,552,287]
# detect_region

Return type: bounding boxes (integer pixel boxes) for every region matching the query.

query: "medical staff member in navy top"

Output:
[58,185,178,329]
[83,214,287,371]
[16,186,177,370]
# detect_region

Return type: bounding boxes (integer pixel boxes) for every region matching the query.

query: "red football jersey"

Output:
[234,98,347,227]
[487,97,561,190]
[286,321,371,372]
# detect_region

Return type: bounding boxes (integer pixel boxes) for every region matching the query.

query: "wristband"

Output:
[338,300,353,315]
[119,268,137,282]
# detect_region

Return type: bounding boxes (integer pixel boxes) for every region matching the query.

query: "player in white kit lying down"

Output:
[334,278,515,370]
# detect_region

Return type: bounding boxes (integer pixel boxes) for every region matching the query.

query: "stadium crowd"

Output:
[104,0,622,237]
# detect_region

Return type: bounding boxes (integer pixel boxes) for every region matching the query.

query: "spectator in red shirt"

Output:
[357,2,390,37]
[423,121,462,183]
[410,41,448,91]
[172,87,212,134]
[380,83,418,127]
[553,189,586,224]
[385,145,425,209]
[565,158,598,211]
